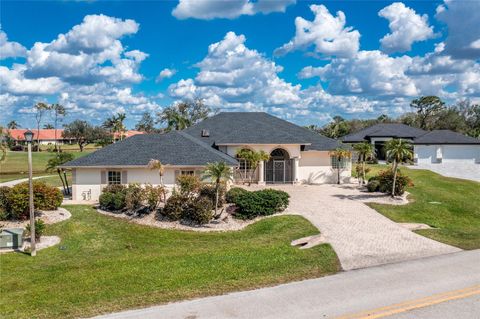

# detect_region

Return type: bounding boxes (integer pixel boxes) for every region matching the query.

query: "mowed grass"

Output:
[0,206,340,319]
[365,165,480,249]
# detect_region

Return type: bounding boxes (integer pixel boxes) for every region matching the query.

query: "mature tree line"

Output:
[313,97,480,139]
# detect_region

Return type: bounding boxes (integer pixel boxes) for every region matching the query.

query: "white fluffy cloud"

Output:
[436,0,480,59]
[169,32,301,111]
[274,5,360,58]
[379,2,435,53]
[156,68,177,82]
[172,0,295,20]
[0,28,27,59]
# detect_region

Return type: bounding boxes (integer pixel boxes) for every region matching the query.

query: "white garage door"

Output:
[443,145,480,164]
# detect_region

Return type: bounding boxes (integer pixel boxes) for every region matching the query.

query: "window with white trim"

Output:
[181,170,195,176]
[108,171,122,184]
[330,156,348,169]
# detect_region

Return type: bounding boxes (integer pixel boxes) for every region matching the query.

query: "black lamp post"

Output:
[24,130,36,256]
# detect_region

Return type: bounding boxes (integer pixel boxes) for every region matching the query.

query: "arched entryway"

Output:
[265,148,293,183]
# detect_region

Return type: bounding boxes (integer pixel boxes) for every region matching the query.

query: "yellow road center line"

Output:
[336,285,480,319]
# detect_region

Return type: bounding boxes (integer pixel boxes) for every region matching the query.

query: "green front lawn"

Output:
[0,206,339,319]
[366,165,480,250]
[1,151,89,175]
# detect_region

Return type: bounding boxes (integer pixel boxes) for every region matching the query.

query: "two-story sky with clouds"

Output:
[1,0,479,129]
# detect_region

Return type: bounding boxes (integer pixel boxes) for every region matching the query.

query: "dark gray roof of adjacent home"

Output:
[61,130,238,167]
[413,130,480,145]
[183,112,343,151]
[342,123,427,142]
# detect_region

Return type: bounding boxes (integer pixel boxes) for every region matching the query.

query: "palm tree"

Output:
[385,139,413,197]
[353,142,376,184]
[7,120,18,129]
[203,162,233,218]
[148,159,166,202]
[114,113,127,141]
[46,152,74,195]
[329,148,352,184]
[34,102,50,151]
[236,149,270,184]
[51,104,66,153]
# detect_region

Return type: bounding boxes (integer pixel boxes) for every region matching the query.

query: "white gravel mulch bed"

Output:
[96,207,285,232]
[0,207,71,229]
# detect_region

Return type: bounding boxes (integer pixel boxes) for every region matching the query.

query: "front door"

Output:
[273,160,285,183]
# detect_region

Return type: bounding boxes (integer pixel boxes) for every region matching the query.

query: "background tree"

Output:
[329,148,352,184]
[353,142,375,184]
[63,120,105,151]
[0,125,8,163]
[410,96,445,130]
[319,116,351,138]
[385,139,412,197]
[43,124,54,129]
[114,113,126,141]
[34,102,50,151]
[46,152,74,195]
[7,120,18,129]
[202,162,233,218]
[51,103,66,152]
[147,159,166,202]
[135,112,156,132]
[157,99,211,131]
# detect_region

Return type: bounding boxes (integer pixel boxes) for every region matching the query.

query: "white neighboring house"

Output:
[61,112,351,202]
[413,130,480,181]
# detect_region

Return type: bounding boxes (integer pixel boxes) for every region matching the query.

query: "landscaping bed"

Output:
[0,205,339,319]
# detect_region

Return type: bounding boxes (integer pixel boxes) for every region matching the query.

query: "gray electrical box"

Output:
[0,228,24,249]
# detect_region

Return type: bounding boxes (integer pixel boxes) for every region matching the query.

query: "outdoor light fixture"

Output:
[24,129,36,256]
[23,130,34,143]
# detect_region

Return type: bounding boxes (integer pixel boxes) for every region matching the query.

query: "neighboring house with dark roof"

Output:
[62,112,350,202]
[342,123,427,160]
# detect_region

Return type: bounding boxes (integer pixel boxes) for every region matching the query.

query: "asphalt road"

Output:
[94,250,480,319]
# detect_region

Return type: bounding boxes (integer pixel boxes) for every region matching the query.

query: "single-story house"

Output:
[342,123,426,160]
[5,129,74,145]
[62,112,351,201]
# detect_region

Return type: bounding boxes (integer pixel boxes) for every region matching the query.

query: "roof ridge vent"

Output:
[201,129,210,137]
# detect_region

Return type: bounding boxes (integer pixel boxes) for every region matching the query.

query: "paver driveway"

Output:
[260,184,461,270]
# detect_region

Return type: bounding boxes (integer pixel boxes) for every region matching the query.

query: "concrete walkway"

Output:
[272,184,460,270]
[93,249,480,319]
[0,175,50,187]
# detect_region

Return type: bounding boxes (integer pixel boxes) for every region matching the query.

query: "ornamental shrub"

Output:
[25,219,46,242]
[103,184,126,195]
[183,196,214,224]
[234,189,289,220]
[176,175,201,197]
[199,183,226,208]
[162,194,188,221]
[225,187,248,204]
[370,169,413,196]
[7,181,62,220]
[99,191,126,211]
[367,179,380,192]
[0,186,12,220]
[144,184,166,211]
[124,184,144,211]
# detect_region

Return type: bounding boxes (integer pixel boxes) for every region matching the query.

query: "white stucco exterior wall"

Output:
[297,151,351,184]
[415,145,480,164]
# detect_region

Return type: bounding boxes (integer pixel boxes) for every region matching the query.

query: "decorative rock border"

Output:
[96,207,287,232]
[0,207,71,229]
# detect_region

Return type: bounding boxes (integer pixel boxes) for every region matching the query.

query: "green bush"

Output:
[125,184,144,211]
[162,194,188,221]
[199,184,226,208]
[183,196,214,224]
[367,180,380,192]
[234,189,289,220]
[226,187,248,203]
[103,184,126,194]
[176,175,201,197]
[144,184,166,211]
[99,191,126,211]
[0,186,12,220]
[25,219,46,242]
[7,182,63,220]
[370,169,413,196]
[99,192,115,210]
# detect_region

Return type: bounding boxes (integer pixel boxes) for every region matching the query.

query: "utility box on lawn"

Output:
[0,228,24,249]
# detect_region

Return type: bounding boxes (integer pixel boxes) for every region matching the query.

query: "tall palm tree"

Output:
[7,120,18,129]
[329,148,352,184]
[148,159,166,202]
[353,142,376,184]
[46,152,74,195]
[203,162,233,218]
[51,103,66,153]
[114,113,127,141]
[385,139,413,197]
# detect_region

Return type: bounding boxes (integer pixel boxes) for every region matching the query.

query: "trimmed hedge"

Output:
[234,189,289,220]
[226,187,248,204]
[6,181,63,220]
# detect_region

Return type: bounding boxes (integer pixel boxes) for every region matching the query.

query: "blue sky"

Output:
[1,0,479,129]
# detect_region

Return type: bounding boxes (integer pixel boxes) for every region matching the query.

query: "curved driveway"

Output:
[269,184,461,270]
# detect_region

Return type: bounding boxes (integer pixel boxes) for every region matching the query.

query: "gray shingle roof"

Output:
[342,123,427,142]
[184,112,342,151]
[413,130,480,145]
[61,130,238,167]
